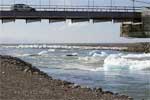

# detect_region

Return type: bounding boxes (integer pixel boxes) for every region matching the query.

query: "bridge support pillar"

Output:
[120,7,150,38]
[120,22,144,38]
[142,7,150,37]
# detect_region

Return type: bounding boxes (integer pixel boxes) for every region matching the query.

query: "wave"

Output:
[61,49,68,52]
[6,44,80,49]
[62,63,103,71]
[104,53,150,71]
[2,44,126,51]
[78,56,104,64]
[15,50,49,57]
[78,51,107,64]
[38,50,49,55]
[48,49,55,52]
[14,53,31,57]
[89,50,101,56]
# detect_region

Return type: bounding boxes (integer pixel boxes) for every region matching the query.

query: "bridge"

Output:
[0,0,150,38]
[0,5,142,23]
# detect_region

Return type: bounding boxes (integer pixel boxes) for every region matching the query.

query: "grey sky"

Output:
[0,0,150,43]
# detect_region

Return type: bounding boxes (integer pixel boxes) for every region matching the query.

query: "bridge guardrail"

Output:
[0,5,142,12]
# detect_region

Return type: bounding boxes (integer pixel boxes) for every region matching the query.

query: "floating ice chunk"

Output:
[89,50,100,56]
[104,53,150,71]
[92,51,108,57]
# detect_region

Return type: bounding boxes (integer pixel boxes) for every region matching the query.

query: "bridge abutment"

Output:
[142,7,150,37]
[121,7,150,38]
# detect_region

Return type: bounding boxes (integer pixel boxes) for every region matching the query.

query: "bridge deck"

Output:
[0,11,141,22]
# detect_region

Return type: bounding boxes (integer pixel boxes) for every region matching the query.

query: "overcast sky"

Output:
[0,0,150,43]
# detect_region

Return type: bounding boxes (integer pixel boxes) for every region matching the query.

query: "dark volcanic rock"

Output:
[0,55,133,100]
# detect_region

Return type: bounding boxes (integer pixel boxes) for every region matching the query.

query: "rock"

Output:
[128,97,134,100]
[23,68,30,73]
[103,91,114,95]
[120,95,131,99]
[62,81,72,86]
[66,53,78,56]
[33,71,39,75]
[66,55,78,57]
[94,88,103,93]
[71,84,81,88]
[80,85,89,89]
[127,42,150,53]
[2,71,5,74]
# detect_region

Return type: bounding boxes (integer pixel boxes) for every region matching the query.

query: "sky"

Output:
[0,0,150,43]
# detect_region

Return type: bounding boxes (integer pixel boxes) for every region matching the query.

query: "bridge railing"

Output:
[0,5,142,12]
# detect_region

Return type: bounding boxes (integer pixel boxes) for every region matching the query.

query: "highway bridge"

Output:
[0,5,142,23]
[0,0,149,38]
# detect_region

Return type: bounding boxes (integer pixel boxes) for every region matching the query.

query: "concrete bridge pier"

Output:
[142,7,150,37]
[121,7,150,38]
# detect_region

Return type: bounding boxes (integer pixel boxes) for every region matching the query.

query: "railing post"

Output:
[49,0,51,11]
[13,0,16,19]
[92,0,94,7]
[110,0,112,11]
[64,0,66,11]
[2,0,3,11]
[88,0,90,19]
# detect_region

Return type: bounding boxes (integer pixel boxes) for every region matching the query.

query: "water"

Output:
[0,44,150,100]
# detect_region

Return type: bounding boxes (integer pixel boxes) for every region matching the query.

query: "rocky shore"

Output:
[0,55,133,100]
[126,42,150,53]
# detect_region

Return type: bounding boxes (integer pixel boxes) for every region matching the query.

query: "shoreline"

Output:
[0,55,133,100]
